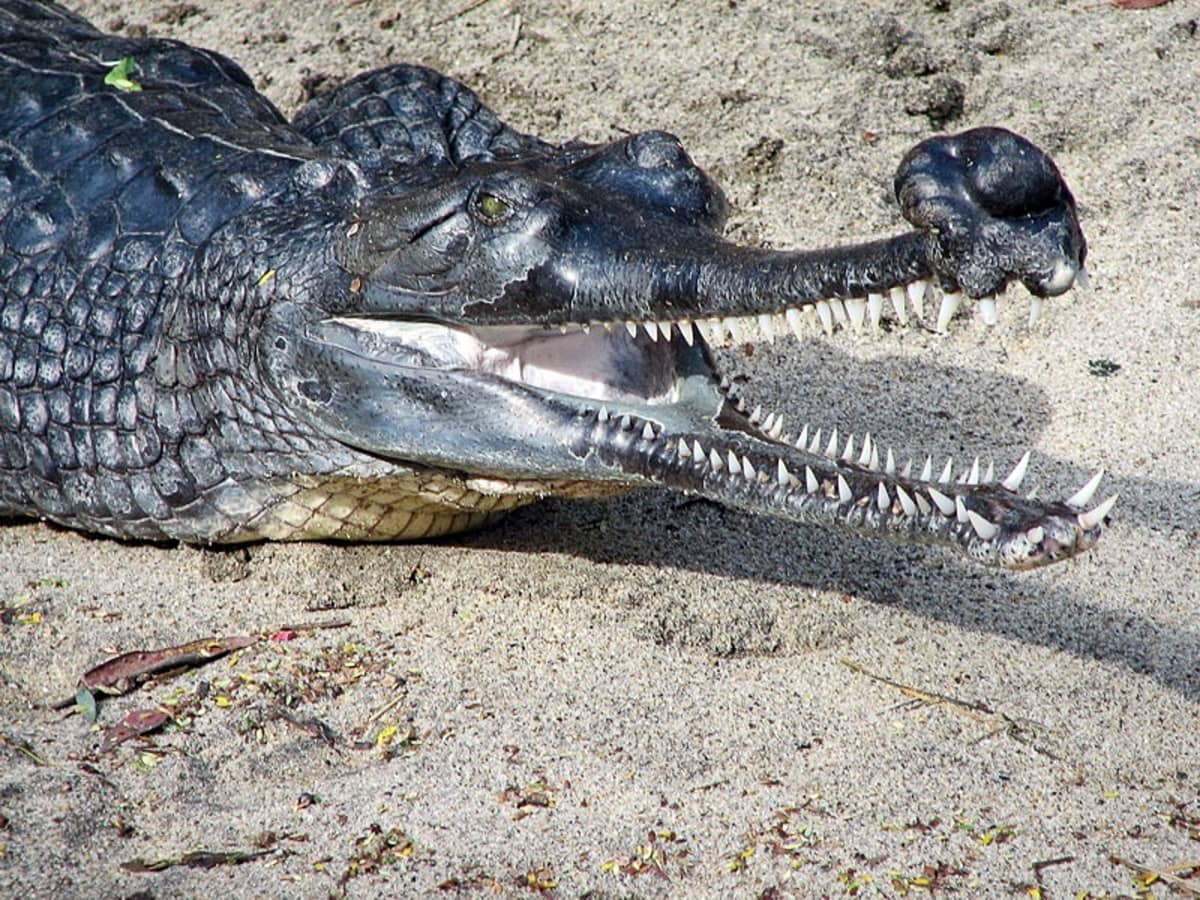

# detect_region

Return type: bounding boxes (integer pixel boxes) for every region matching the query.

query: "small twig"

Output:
[434,0,495,26]
[1110,855,1200,896]
[362,692,407,729]
[274,618,352,633]
[839,658,994,723]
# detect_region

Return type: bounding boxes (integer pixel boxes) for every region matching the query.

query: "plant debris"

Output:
[55,635,258,709]
[103,56,142,92]
[100,708,173,752]
[120,848,273,872]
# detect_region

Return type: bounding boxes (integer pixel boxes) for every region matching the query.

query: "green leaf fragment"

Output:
[104,57,142,93]
[75,686,98,724]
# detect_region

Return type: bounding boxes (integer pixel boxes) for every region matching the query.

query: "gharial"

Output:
[0,1,1115,570]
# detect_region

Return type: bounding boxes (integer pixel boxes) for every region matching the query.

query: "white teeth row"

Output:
[783,422,1027,489]
[591,403,1115,541]
[598,277,1057,346]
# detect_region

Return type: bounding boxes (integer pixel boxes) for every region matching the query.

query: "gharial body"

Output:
[0,1,1114,569]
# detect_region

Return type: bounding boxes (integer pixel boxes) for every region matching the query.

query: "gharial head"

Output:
[263,124,1110,570]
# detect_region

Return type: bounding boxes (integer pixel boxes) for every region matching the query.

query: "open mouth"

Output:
[302,272,1113,571]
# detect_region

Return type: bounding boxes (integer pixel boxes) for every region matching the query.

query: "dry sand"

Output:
[2,1,1198,897]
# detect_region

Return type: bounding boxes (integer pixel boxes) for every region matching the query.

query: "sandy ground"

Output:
[2,1,1198,897]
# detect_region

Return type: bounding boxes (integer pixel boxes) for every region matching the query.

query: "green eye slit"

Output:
[475,192,510,221]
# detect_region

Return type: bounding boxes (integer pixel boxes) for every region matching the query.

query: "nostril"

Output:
[628,130,688,169]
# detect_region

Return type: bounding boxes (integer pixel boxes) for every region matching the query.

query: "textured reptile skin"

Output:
[0,1,554,541]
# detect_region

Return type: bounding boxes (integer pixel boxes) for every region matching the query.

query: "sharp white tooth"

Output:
[984,459,994,483]
[896,485,917,517]
[619,415,633,430]
[751,405,764,425]
[1001,451,1031,492]
[797,424,809,448]
[901,457,913,478]
[678,319,695,345]
[581,322,591,333]
[777,459,791,486]
[829,298,848,328]
[825,429,840,459]
[805,466,820,494]
[642,422,656,441]
[693,440,704,460]
[678,440,692,459]
[731,316,753,343]
[967,510,999,540]
[914,492,931,516]
[920,456,933,482]
[815,300,834,336]
[597,406,610,423]
[759,411,772,431]
[885,448,896,475]
[837,474,853,504]
[644,321,659,341]
[742,456,757,480]
[846,298,866,332]
[1066,469,1105,508]
[888,286,908,325]
[659,320,674,341]
[978,296,998,326]
[727,451,741,475]
[939,457,954,484]
[1027,297,1044,329]
[936,290,962,332]
[758,313,776,343]
[876,483,890,512]
[841,434,855,462]
[927,487,956,516]
[786,307,805,339]
[857,434,872,467]
[869,292,885,330]
[870,446,881,472]
[1026,526,1044,544]
[955,497,969,524]
[808,428,823,455]
[907,280,928,318]
[769,417,785,440]
[709,449,724,471]
[967,457,981,485]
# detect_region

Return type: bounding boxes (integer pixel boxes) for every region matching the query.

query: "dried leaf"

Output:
[100,708,172,752]
[57,635,258,707]
[1112,0,1170,8]
[120,848,271,872]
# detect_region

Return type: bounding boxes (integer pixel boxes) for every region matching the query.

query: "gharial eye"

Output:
[472,191,511,223]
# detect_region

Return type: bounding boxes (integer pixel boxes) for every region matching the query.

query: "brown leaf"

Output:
[100,708,172,752]
[1112,0,1171,8]
[77,635,258,698]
